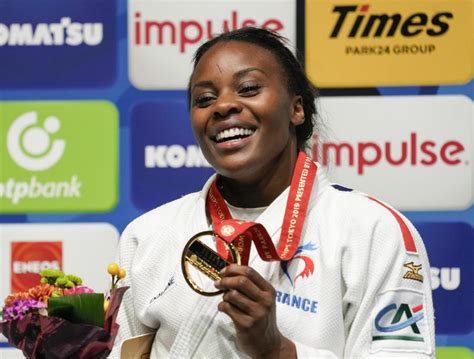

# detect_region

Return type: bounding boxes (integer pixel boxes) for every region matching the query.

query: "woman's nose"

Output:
[212,93,243,119]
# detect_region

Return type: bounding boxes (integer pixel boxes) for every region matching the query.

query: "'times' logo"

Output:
[7,112,65,171]
[330,5,453,38]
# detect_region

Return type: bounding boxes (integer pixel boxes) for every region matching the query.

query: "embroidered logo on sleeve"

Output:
[374,303,424,341]
[370,289,432,354]
[403,262,423,283]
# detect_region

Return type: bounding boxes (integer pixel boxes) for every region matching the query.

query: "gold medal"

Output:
[181,231,241,296]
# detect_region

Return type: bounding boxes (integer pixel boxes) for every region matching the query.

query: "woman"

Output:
[111,27,434,358]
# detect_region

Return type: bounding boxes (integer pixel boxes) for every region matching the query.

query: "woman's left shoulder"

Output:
[328,183,406,218]
[322,183,420,245]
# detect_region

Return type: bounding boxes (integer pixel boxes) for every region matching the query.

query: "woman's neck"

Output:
[218,149,300,208]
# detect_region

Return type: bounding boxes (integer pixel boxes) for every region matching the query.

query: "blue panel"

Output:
[416,222,473,335]
[0,0,116,88]
[131,99,215,211]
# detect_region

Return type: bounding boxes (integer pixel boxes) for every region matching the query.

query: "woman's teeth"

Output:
[215,128,254,142]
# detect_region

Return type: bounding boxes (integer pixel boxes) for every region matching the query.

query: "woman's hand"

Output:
[214,264,296,358]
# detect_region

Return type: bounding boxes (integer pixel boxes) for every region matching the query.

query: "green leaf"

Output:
[47,293,105,327]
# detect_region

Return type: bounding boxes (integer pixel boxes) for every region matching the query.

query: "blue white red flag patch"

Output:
[370,289,432,355]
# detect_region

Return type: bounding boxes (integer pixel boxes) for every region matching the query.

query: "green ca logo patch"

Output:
[0,101,118,212]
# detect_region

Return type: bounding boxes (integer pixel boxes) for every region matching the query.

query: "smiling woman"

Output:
[111,27,435,359]
[189,40,305,207]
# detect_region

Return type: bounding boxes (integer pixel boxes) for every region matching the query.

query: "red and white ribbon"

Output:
[207,151,317,265]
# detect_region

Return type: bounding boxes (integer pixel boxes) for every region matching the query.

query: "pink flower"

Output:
[64,286,94,296]
[2,299,47,321]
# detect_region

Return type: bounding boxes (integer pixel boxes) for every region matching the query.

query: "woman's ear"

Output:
[290,95,305,126]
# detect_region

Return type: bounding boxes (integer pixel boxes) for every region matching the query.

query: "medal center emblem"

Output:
[220,225,235,237]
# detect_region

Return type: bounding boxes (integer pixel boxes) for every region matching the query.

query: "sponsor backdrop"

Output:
[0,0,472,356]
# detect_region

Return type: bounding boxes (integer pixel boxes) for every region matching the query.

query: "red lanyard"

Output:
[206,151,317,265]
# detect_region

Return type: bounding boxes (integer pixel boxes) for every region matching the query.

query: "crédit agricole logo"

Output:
[0,101,118,213]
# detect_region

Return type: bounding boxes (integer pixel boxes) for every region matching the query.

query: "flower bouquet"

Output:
[0,263,128,359]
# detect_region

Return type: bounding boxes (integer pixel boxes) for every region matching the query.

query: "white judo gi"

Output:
[110,167,435,358]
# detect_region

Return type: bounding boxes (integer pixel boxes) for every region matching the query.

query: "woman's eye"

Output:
[239,84,260,96]
[193,94,215,107]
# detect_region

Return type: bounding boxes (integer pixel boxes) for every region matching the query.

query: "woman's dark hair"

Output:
[188,27,319,150]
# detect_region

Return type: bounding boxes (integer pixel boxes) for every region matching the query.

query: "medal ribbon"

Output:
[207,151,317,265]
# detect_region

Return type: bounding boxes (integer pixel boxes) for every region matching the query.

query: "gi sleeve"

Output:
[108,223,154,358]
[342,200,435,358]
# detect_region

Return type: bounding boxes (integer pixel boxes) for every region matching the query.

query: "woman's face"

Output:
[189,41,304,182]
